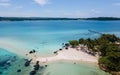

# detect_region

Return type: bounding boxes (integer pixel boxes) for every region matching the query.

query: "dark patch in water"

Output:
[0,56,17,67]
[0,48,18,74]
[0,71,2,74]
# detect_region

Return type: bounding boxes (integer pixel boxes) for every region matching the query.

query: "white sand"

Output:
[36,48,98,64]
[0,38,98,64]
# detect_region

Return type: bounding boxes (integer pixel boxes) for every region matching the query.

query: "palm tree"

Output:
[79,38,85,44]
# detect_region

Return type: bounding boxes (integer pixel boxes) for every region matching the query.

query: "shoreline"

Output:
[0,40,98,64]
[36,48,98,64]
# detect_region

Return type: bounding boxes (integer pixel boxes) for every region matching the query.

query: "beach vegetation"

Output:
[69,34,120,74]
[69,40,79,48]
[79,38,85,44]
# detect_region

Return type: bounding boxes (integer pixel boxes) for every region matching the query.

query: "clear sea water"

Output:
[1,20,120,75]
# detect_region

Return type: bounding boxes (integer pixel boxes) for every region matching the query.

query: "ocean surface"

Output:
[1,20,120,75]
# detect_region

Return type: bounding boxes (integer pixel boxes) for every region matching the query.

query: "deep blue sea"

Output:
[0,20,120,75]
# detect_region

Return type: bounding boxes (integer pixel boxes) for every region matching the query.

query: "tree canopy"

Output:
[69,34,120,72]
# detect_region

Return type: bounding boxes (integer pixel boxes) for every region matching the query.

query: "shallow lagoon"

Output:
[0,20,119,75]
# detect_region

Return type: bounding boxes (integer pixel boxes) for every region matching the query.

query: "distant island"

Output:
[0,17,120,21]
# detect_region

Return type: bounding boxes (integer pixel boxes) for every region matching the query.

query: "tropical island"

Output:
[0,28,120,75]
[0,17,120,21]
[68,34,120,75]
[34,34,120,75]
[0,30,120,75]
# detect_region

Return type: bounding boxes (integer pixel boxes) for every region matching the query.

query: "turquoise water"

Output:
[0,48,18,74]
[0,20,119,75]
[42,62,110,75]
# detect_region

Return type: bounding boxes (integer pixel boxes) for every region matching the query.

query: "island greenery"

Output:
[68,34,120,75]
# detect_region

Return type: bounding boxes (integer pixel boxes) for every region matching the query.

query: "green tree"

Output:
[79,38,85,44]
[99,43,109,56]
[99,34,119,43]
[84,38,94,50]
[99,52,120,71]
[69,40,79,48]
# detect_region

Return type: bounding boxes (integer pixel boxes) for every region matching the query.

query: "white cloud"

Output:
[113,3,120,6]
[0,0,10,2]
[0,3,10,6]
[0,0,11,6]
[34,0,49,6]
[91,9,101,14]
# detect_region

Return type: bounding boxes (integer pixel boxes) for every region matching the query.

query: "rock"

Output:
[29,50,36,54]
[53,51,57,54]
[30,70,36,75]
[45,65,48,67]
[6,60,11,66]
[65,47,68,50]
[34,61,40,70]
[59,49,62,51]
[74,63,76,64]
[0,72,2,74]
[29,51,33,54]
[26,54,28,56]
[65,43,70,47]
[25,61,30,67]
[34,64,40,70]
[17,69,21,72]
[24,59,32,67]
[36,61,39,64]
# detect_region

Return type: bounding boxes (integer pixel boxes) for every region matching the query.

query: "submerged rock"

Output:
[24,59,32,67]
[34,61,40,70]
[29,51,33,54]
[45,65,48,67]
[0,72,2,74]
[29,50,36,54]
[34,64,40,70]
[17,69,21,72]
[30,70,36,75]
[36,61,39,64]
[65,47,68,50]
[59,49,62,51]
[53,51,58,54]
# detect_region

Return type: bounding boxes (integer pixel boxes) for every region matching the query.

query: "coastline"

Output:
[0,43,100,75]
[36,48,98,64]
[0,40,98,64]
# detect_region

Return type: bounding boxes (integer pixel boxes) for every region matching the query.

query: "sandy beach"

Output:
[36,48,98,64]
[0,38,98,64]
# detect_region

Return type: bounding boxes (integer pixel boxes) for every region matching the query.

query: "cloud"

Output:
[34,0,49,6]
[0,0,11,6]
[91,9,101,14]
[113,3,120,6]
[0,2,10,6]
[0,0,10,2]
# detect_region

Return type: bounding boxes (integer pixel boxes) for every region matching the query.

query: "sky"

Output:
[0,0,120,18]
